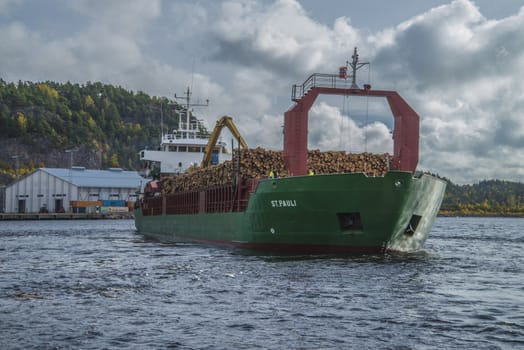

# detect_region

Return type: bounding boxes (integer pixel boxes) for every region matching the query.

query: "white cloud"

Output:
[308,102,392,154]
[211,0,344,74]
[364,0,524,182]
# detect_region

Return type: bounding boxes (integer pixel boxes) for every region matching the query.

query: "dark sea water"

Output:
[0,217,522,350]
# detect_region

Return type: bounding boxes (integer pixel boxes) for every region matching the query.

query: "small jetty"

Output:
[0,212,133,220]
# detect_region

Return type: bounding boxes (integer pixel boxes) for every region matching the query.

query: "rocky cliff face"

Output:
[0,137,103,186]
[3,138,102,167]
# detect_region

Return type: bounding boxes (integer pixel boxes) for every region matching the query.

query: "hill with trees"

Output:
[1,79,523,216]
[440,179,524,216]
[0,79,207,184]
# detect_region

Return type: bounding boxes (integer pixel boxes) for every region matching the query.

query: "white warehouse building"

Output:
[4,167,144,214]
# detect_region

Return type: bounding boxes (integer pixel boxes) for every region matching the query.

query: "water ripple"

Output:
[0,218,523,349]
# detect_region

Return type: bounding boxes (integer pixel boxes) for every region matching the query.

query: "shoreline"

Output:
[0,212,134,220]
[438,212,524,218]
[2,212,522,220]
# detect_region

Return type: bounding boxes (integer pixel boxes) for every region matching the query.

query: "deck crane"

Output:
[201,115,248,167]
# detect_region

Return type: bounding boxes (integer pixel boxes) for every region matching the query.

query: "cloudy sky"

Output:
[1,0,524,184]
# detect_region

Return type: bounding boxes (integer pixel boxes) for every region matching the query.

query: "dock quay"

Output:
[0,212,134,220]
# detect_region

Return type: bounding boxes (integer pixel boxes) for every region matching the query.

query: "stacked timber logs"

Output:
[161,162,235,194]
[235,148,289,179]
[160,147,391,195]
[307,149,390,176]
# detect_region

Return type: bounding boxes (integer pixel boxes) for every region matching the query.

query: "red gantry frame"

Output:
[283,49,419,176]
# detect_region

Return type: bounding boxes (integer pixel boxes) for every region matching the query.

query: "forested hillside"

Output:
[1,79,523,215]
[440,179,524,216]
[0,79,207,184]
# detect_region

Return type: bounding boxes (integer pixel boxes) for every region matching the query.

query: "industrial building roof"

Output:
[41,167,144,189]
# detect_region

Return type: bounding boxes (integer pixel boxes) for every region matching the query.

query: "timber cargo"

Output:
[134,48,446,253]
[159,149,391,193]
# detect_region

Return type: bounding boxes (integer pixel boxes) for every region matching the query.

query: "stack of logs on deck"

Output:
[160,147,391,194]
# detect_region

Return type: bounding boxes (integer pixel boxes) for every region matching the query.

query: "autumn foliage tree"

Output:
[0,79,208,183]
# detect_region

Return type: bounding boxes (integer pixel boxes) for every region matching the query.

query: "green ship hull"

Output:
[134,171,446,253]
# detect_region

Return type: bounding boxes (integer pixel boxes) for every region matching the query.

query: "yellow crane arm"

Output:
[201,115,248,167]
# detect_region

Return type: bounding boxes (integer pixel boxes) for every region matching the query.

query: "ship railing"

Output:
[234,178,259,212]
[142,180,259,216]
[206,185,235,213]
[163,133,208,141]
[141,196,163,216]
[236,199,249,211]
[291,73,356,101]
[165,191,199,214]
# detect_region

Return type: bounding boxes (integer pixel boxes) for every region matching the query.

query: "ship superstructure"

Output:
[139,87,231,177]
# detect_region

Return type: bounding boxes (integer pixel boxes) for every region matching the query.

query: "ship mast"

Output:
[174,87,209,138]
[348,47,369,89]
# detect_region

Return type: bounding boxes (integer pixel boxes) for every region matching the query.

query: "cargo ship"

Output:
[135,48,446,253]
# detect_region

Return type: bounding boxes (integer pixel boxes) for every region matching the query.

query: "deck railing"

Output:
[141,179,260,216]
[291,73,356,101]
